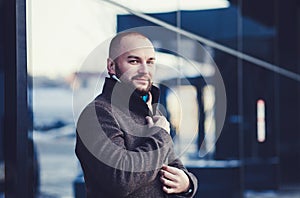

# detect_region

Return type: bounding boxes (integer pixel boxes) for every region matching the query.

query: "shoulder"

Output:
[77,95,111,122]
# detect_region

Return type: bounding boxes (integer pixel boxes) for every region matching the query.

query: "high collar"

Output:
[99,77,160,117]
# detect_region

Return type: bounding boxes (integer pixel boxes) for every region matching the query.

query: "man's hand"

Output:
[160,164,190,194]
[146,116,170,134]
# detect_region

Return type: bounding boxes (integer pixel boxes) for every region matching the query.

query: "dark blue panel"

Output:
[117,12,176,32]
[117,7,274,40]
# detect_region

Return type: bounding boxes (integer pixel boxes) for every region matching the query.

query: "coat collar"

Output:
[100,77,160,117]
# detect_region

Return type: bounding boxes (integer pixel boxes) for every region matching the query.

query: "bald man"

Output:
[75,32,198,197]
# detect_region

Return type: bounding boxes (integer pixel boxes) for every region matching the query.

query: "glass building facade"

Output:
[0,0,299,197]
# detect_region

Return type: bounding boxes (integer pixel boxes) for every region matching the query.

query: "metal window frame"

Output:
[1,0,34,197]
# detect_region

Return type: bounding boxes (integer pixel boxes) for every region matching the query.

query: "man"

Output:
[75,32,198,197]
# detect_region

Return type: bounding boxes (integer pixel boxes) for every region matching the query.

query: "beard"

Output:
[132,77,152,96]
[115,64,152,95]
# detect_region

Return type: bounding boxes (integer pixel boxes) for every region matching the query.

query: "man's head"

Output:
[107,32,156,95]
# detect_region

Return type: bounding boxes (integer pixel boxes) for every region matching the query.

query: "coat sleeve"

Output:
[168,158,198,198]
[155,110,198,197]
[75,101,174,197]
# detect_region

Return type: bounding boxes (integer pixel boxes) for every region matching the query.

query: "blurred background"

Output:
[0,0,300,197]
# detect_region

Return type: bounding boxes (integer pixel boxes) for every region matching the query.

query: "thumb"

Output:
[145,116,154,127]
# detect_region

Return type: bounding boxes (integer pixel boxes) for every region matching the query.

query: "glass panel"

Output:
[166,85,199,157]
[26,0,300,197]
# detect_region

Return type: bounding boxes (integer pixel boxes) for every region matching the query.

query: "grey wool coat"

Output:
[75,78,198,198]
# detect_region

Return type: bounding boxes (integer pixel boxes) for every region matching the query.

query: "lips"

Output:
[133,78,148,81]
[132,76,150,82]
[133,79,149,86]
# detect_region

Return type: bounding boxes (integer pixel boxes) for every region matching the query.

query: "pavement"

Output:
[35,134,78,198]
[244,185,300,198]
[34,133,300,198]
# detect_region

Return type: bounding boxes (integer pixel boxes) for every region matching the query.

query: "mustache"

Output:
[131,74,151,81]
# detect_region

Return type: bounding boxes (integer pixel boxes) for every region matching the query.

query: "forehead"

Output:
[113,35,155,59]
[121,47,156,59]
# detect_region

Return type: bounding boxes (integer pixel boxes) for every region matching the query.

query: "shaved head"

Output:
[107,32,156,94]
[109,32,154,60]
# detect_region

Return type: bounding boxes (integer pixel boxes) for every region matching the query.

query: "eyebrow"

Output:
[127,55,156,61]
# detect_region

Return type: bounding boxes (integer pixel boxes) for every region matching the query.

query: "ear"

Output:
[107,58,116,75]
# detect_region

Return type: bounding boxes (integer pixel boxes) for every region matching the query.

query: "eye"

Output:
[147,60,155,66]
[129,59,139,65]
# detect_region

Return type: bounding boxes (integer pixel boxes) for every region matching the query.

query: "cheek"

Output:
[149,66,155,76]
[119,66,137,78]
[116,62,131,74]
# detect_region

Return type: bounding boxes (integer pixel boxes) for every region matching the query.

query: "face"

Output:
[108,36,156,94]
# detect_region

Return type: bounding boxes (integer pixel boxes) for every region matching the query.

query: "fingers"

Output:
[162,185,176,194]
[153,116,170,133]
[160,165,190,194]
[161,164,179,175]
[160,169,177,182]
[145,116,154,127]
[145,116,170,134]
[160,173,178,195]
[160,175,177,188]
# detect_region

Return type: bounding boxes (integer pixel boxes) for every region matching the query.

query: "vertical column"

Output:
[237,0,245,195]
[2,0,33,197]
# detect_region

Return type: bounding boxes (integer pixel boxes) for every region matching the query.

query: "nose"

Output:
[138,62,149,74]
